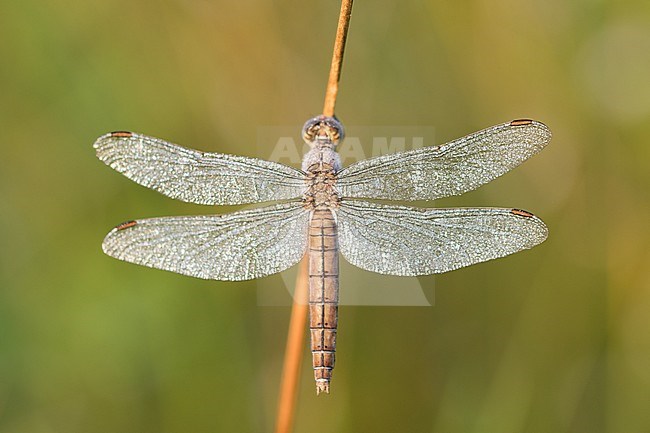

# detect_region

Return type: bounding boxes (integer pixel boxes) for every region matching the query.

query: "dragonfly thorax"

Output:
[303,161,340,209]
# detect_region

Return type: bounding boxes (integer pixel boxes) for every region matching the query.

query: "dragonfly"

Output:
[94,116,551,394]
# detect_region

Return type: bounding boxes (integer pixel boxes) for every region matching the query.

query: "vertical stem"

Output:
[274,2,354,432]
[274,256,309,433]
[322,0,354,117]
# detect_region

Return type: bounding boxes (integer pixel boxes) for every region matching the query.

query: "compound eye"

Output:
[301,115,345,145]
[323,116,344,143]
[302,117,321,143]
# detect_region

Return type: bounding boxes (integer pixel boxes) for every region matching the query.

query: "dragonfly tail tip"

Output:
[316,381,330,395]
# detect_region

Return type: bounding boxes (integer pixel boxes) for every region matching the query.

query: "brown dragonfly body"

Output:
[301,120,343,394]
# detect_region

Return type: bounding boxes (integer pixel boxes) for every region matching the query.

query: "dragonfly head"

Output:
[302,115,345,148]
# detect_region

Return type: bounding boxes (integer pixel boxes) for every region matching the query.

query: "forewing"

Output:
[337,200,547,276]
[94,132,305,205]
[102,202,310,280]
[336,120,551,201]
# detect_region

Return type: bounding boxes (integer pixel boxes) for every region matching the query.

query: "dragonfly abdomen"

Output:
[308,208,339,395]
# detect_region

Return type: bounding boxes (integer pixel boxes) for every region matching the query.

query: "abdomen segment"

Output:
[308,208,339,394]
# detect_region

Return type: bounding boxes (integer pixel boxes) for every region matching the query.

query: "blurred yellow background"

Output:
[1,1,649,432]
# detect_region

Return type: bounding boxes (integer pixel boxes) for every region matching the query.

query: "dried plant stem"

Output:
[274,3,354,433]
[323,0,354,117]
[274,256,309,433]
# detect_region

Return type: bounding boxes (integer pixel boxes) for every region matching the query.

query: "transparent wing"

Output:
[336,119,551,201]
[94,132,306,205]
[337,200,547,276]
[102,202,310,280]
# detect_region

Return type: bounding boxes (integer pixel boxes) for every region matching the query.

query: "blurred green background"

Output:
[1,1,649,432]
